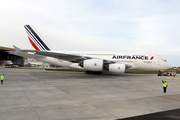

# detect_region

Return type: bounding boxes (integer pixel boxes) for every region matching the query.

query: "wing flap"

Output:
[7,51,45,59]
[21,49,86,62]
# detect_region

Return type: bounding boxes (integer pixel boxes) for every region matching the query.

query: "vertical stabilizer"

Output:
[24,25,51,51]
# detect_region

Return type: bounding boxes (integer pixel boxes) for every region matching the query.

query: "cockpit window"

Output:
[164,60,167,62]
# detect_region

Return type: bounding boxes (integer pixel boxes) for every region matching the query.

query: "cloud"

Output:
[0,0,180,66]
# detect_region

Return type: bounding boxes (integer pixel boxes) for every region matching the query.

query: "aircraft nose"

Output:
[166,62,171,69]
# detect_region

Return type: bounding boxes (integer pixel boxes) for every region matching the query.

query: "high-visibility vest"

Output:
[163,82,167,87]
[1,75,4,80]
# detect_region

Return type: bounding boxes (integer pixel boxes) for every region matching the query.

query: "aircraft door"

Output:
[157,61,161,66]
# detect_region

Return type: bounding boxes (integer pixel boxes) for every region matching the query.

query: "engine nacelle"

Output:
[109,64,125,74]
[83,59,103,71]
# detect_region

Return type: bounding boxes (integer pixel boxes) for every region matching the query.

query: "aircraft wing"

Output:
[13,45,113,64]
[13,46,132,68]
[22,49,112,63]
[7,51,45,59]
[29,50,133,68]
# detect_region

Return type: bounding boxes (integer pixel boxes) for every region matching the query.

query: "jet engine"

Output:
[83,59,103,71]
[80,59,126,74]
[108,64,125,74]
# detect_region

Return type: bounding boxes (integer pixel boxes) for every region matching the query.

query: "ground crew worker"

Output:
[1,74,4,85]
[173,73,176,77]
[162,80,167,93]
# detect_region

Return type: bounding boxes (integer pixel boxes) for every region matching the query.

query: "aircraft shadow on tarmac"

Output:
[116,108,180,120]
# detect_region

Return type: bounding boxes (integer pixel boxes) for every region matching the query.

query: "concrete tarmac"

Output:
[0,68,180,120]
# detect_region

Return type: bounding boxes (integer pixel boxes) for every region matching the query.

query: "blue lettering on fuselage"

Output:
[112,55,149,60]
[145,56,148,60]
[132,56,136,59]
[127,56,131,59]
[112,55,117,59]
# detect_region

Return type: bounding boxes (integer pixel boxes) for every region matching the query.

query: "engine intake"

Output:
[109,64,125,74]
[83,59,103,71]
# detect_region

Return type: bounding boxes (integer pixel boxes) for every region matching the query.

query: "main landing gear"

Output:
[85,71,102,75]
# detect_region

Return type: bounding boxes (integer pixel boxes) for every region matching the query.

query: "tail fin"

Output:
[24,25,51,51]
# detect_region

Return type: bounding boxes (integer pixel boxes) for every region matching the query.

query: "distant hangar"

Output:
[0,46,26,66]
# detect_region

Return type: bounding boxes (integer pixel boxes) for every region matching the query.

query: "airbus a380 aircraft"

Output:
[9,25,171,75]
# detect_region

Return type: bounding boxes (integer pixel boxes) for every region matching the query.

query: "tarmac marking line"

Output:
[18,79,41,120]
[50,84,118,119]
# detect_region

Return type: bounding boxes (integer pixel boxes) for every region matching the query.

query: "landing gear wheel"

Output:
[85,71,102,75]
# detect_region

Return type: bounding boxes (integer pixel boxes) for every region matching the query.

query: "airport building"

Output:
[0,46,50,67]
[28,58,50,67]
[0,46,25,66]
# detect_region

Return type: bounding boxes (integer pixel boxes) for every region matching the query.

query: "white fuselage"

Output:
[34,51,171,70]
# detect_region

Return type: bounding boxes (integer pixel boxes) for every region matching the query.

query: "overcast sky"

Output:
[0,0,180,66]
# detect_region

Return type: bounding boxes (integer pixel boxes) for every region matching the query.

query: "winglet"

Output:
[13,45,21,55]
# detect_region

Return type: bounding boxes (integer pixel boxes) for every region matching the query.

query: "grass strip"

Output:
[6,67,180,74]
[45,69,84,72]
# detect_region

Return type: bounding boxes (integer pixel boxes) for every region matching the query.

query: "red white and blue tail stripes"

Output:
[24,25,51,51]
